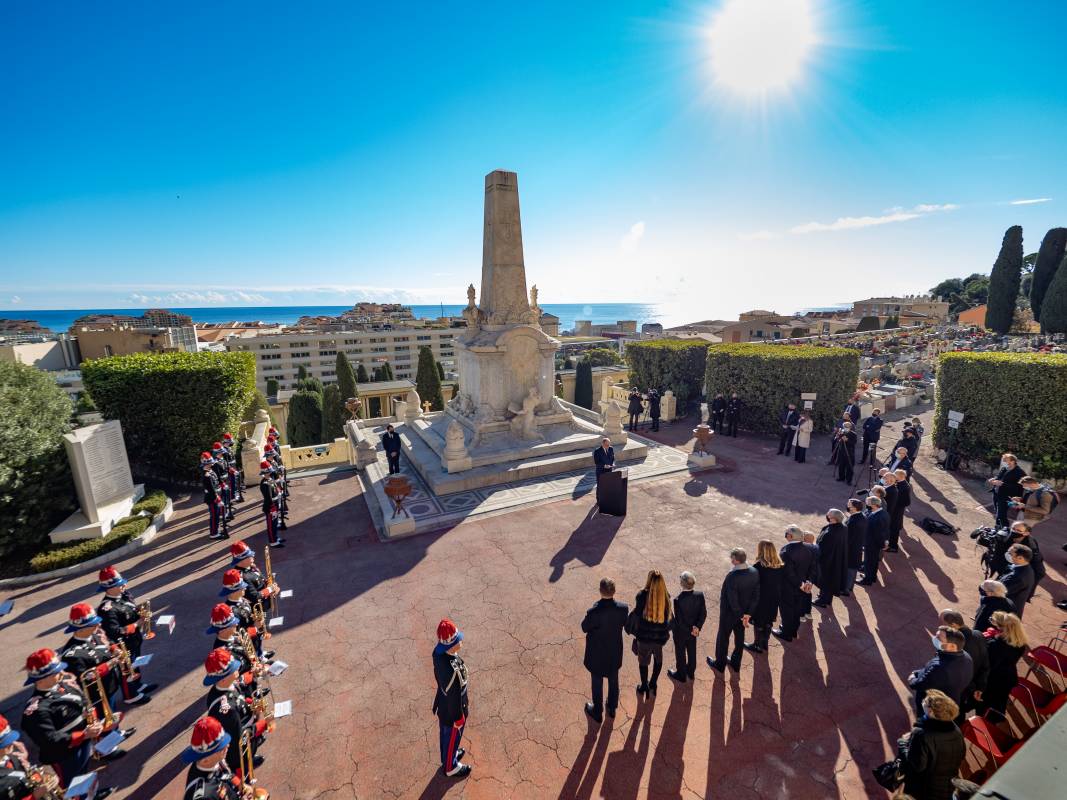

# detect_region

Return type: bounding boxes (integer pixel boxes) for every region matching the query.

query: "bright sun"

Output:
[708,0,817,96]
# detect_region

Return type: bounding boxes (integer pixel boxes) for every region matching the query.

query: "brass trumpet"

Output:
[239,728,270,799]
[252,601,270,641]
[114,641,135,680]
[79,664,116,729]
[25,763,64,799]
[262,547,279,617]
[137,599,155,639]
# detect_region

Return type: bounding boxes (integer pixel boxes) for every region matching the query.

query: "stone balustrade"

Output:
[601,382,678,422]
[279,437,352,470]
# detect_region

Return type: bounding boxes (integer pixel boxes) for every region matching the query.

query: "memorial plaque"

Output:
[64,420,135,523]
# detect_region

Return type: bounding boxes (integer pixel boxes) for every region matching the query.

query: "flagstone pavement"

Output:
[0,407,1064,799]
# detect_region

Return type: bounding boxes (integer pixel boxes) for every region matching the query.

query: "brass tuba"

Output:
[25,764,64,799]
[239,728,270,799]
[79,664,116,729]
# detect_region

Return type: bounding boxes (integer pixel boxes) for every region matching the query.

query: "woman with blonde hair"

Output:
[978,611,1028,722]
[900,689,965,800]
[631,570,672,697]
[745,540,784,654]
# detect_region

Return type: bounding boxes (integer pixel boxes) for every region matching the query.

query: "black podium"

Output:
[596,468,628,516]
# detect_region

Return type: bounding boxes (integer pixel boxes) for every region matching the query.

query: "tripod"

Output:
[829,433,856,485]
[853,442,879,494]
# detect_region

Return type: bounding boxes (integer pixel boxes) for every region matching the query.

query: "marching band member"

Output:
[205,604,262,700]
[95,567,157,693]
[203,453,228,541]
[181,717,241,800]
[210,444,235,523]
[220,570,274,661]
[257,464,284,548]
[0,713,66,800]
[220,433,244,503]
[202,649,269,777]
[229,543,278,610]
[60,604,150,711]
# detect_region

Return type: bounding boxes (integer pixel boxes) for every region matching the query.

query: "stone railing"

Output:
[602,382,678,422]
[241,410,270,482]
[279,437,352,470]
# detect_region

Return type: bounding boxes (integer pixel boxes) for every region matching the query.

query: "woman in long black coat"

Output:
[973,580,1017,633]
[978,611,1029,722]
[745,540,784,653]
[901,689,966,800]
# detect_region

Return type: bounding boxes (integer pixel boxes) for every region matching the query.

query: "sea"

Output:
[1,303,667,335]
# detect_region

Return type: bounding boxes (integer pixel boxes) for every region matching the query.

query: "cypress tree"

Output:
[356,363,369,383]
[297,365,308,380]
[372,366,382,381]
[287,389,323,446]
[379,362,395,381]
[883,315,899,330]
[436,360,446,381]
[1031,228,1067,320]
[856,316,881,332]
[1039,254,1067,334]
[336,352,358,418]
[574,359,594,409]
[416,346,445,411]
[986,225,1024,334]
[321,383,345,441]
[266,378,279,397]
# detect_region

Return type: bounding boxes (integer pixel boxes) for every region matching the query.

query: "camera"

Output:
[970,526,1011,576]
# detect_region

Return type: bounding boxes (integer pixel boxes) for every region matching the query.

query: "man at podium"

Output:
[593,438,627,515]
[594,438,615,475]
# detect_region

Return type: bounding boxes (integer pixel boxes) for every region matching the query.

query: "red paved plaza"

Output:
[2,409,1064,799]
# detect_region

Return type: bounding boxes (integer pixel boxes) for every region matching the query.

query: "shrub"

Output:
[131,489,168,516]
[378,362,395,381]
[243,387,273,426]
[266,378,279,397]
[0,361,77,558]
[81,351,255,483]
[296,376,323,395]
[288,388,323,446]
[933,352,1067,475]
[416,346,445,411]
[624,339,710,404]
[857,316,881,332]
[883,315,899,329]
[356,363,370,383]
[704,343,860,434]
[584,347,622,367]
[986,225,1024,334]
[297,365,308,380]
[574,359,594,409]
[321,383,345,441]
[30,515,152,573]
[75,391,97,413]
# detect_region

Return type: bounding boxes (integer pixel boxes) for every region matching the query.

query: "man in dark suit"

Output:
[907,627,974,716]
[777,404,800,456]
[707,549,759,673]
[843,398,861,427]
[859,408,883,464]
[725,393,742,437]
[844,499,867,593]
[833,423,857,483]
[895,428,919,460]
[1000,544,1036,618]
[988,454,1025,527]
[581,578,629,723]
[888,468,912,552]
[668,571,707,683]
[813,509,849,608]
[711,393,727,433]
[940,609,989,719]
[882,473,900,534]
[859,496,890,585]
[885,446,914,479]
[647,389,661,432]
[593,438,615,475]
[773,527,817,642]
[380,424,402,474]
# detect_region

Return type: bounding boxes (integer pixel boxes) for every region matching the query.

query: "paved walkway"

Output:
[1,406,1064,799]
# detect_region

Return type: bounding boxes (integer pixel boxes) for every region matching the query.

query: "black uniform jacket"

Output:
[21,675,91,764]
[581,598,629,675]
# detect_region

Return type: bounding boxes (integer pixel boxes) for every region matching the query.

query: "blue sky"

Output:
[1,1,1064,323]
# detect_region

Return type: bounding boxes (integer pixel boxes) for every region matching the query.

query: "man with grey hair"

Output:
[814,508,848,608]
[773,526,818,642]
[668,571,707,683]
[974,580,1015,632]
[859,495,890,586]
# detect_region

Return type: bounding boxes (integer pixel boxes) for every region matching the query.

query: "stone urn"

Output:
[693,423,713,455]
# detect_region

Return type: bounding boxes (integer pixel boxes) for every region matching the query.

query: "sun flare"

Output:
[707,0,817,96]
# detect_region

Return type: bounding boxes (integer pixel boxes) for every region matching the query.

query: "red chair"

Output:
[961,716,1026,781]
[1006,678,1067,737]
[1023,645,1067,694]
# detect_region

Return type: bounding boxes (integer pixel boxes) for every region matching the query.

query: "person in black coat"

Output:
[842,398,861,427]
[973,580,1016,633]
[707,548,759,672]
[813,510,849,607]
[631,571,673,696]
[667,571,707,682]
[844,499,867,592]
[996,523,1047,601]
[977,611,1029,722]
[888,469,912,552]
[907,627,974,716]
[647,389,661,432]
[745,540,784,653]
[593,439,614,475]
[999,544,1035,618]
[939,609,989,720]
[900,689,966,800]
[711,393,726,433]
[725,393,742,437]
[882,473,900,524]
[626,389,644,432]
[777,404,799,456]
[988,453,1025,527]
[859,408,883,464]
[833,424,857,483]
[381,424,402,475]
[859,496,890,586]
[581,578,629,723]
[894,428,919,460]
[885,446,914,479]
[432,618,471,778]
[773,528,817,641]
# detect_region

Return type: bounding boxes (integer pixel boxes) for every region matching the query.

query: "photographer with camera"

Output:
[1012,475,1059,525]
[987,453,1024,527]
[832,422,857,483]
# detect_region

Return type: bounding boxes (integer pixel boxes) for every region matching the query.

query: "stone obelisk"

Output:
[479,170,535,327]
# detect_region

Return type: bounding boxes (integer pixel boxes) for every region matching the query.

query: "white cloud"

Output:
[10,295,21,304]
[738,229,780,241]
[790,202,957,235]
[620,221,646,253]
[1009,197,1051,206]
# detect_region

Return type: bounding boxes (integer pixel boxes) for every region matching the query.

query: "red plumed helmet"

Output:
[222,569,243,589]
[437,618,458,643]
[25,648,58,673]
[210,603,235,626]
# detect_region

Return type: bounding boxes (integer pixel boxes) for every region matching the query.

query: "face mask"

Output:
[1001,461,1009,469]
[931,635,942,651]
[978,587,986,597]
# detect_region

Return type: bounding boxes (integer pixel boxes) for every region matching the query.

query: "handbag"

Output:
[871,757,904,791]
[624,609,639,636]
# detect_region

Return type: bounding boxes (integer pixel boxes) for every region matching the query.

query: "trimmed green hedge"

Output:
[30,516,152,573]
[82,351,256,482]
[131,489,168,516]
[624,339,710,404]
[704,344,860,434]
[933,352,1067,477]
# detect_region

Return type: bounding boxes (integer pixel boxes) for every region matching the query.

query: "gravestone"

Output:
[50,420,145,544]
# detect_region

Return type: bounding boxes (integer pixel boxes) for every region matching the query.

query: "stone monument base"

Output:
[687,452,718,472]
[49,484,145,544]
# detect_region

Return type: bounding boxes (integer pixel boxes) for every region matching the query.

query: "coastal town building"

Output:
[852,295,950,322]
[75,324,198,360]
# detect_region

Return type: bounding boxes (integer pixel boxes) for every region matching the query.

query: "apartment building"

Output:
[227,327,458,391]
[852,295,950,322]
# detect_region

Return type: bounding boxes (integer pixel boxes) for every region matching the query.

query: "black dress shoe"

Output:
[743,642,764,653]
[812,601,830,608]
[253,754,266,767]
[262,650,276,660]
[455,748,465,761]
[706,657,725,673]
[101,749,126,762]
[270,541,285,548]
[667,669,687,682]
[120,727,136,739]
[139,682,159,695]
[771,629,793,641]
[584,703,603,723]
[648,682,657,697]
[728,661,742,673]
[606,707,616,719]
[636,683,648,696]
[93,789,115,800]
